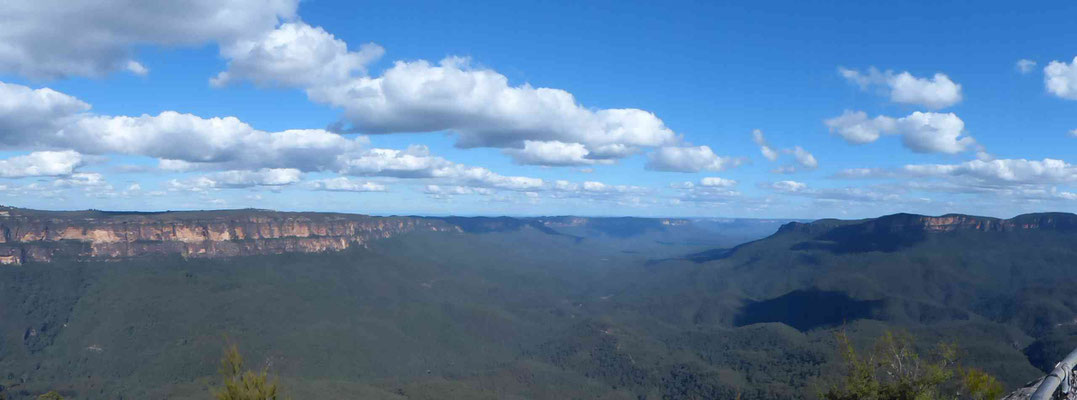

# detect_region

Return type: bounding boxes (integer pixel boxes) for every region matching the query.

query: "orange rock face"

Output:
[0,208,454,264]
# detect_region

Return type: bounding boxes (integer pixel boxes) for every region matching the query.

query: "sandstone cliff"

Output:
[0,207,456,264]
[776,212,1077,236]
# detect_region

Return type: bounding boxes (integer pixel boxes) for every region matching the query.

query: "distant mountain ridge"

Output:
[0,206,454,264]
[0,206,772,264]
[764,212,1077,256]
[777,212,1077,235]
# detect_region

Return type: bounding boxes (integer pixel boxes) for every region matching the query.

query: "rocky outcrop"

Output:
[0,207,456,264]
[777,212,1077,236]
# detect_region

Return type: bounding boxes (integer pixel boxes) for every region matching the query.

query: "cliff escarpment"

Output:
[776,212,1077,236]
[0,207,456,264]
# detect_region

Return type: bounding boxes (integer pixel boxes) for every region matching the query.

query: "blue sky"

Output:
[0,0,1075,218]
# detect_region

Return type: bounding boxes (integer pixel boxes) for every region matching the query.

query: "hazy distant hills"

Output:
[0,206,790,263]
[3,208,1077,399]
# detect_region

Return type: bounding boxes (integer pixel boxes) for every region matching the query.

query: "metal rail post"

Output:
[1031,347,1077,400]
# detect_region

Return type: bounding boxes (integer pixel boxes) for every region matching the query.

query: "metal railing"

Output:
[1031,347,1077,400]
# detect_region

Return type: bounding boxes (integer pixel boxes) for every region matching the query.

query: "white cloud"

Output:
[168,168,301,191]
[670,178,741,204]
[786,146,818,169]
[824,110,894,144]
[1045,57,1077,100]
[308,177,386,192]
[894,112,971,154]
[835,158,1077,202]
[202,19,733,169]
[0,81,90,144]
[547,180,648,201]
[0,82,369,171]
[824,110,974,154]
[236,53,681,165]
[0,82,560,197]
[424,185,493,197]
[212,22,384,88]
[1070,129,1077,137]
[645,145,744,173]
[335,145,547,191]
[764,179,901,203]
[700,177,737,187]
[337,145,451,178]
[770,180,807,193]
[210,168,301,187]
[0,150,83,178]
[1016,59,1037,74]
[839,67,962,109]
[65,112,367,170]
[903,158,1077,185]
[751,129,778,161]
[125,61,148,76]
[0,0,299,79]
[52,172,110,189]
[833,168,896,179]
[502,140,614,166]
[751,129,817,173]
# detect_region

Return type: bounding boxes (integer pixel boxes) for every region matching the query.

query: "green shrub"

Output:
[822,330,1002,400]
[212,344,280,400]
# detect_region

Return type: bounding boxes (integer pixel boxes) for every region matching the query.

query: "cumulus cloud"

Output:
[833,168,897,179]
[823,110,892,144]
[751,129,817,173]
[765,179,901,203]
[1016,59,1037,74]
[424,185,493,197]
[552,180,646,195]
[0,81,563,198]
[751,129,778,161]
[0,81,369,171]
[3,2,727,173]
[502,140,615,166]
[168,168,301,191]
[308,177,387,192]
[65,112,366,169]
[903,158,1077,185]
[645,145,744,173]
[337,145,451,178]
[701,177,737,187]
[208,27,682,166]
[0,82,90,143]
[824,110,974,154]
[199,17,732,169]
[0,0,299,79]
[311,57,678,160]
[669,176,741,204]
[839,67,963,109]
[1045,57,1077,100]
[212,22,384,88]
[786,146,818,169]
[835,158,1077,202]
[770,180,807,193]
[0,150,83,177]
[336,145,546,191]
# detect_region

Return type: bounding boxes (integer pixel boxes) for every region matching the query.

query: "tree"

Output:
[37,392,64,400]
[821,330,1002,400]
[212,343,281,400]
[960,369,1003,400]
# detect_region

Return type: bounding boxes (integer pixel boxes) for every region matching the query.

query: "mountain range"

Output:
[2,207,1076,399]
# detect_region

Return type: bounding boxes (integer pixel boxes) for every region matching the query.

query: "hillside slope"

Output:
[3,210,1074,399]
